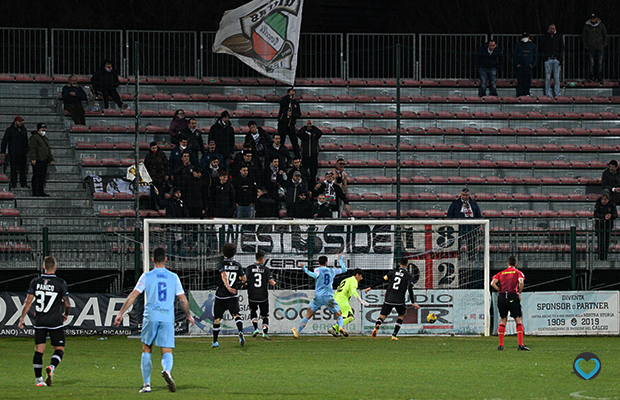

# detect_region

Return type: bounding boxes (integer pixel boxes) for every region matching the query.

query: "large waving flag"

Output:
[213,0,304,85]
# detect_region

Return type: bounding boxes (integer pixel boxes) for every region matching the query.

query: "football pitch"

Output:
[1,334,619,400]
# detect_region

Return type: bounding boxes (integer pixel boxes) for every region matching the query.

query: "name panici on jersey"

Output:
[134,268,184,323]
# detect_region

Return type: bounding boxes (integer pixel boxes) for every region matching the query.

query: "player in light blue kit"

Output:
[292,254,347,338]
[115,247,195,393]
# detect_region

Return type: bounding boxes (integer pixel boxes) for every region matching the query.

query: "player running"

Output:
[245,251,276,339]
[292,254,347,338]
[212,242,247,348]
[19,256,70,387]
[365,257,420,340]
[491,255,529,351]
[327,268,369,337]
[114,247,195,393]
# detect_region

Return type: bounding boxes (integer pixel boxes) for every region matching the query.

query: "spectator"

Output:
[169,135,196,183]
[447,188,482,261]
[594,193,617,261]
[255,187,279,218]
[474,40,504,97]
[601,160,620,204]
[287,157,309,185]
[332,157,349,194]
[294,191,314,219]
[180,118,205,160]
[277,87,301,158]
[266,133,292,171]
[244,121,271,168]
[260,156,287,203]
[29,123,54,197]
[540,24,564,97]
[91,61,126,109]
[1,116,29,189]
[313,171,350,218]
[582,13,607,83]
[172,151,194,197]
[199,139,223,172]
[314,193,332,218]
[233,165,257,219]
[185,168,210,218]
[297,120,322,184]
[143,141,170,211]
[206,157,221,182]
[164,188,188,255]
[513,32,538,97]
[284,170,308,217]
[210,170,235,218]
[61,75,87,125]
[209,111,235,171]
[168,110,189,145]
[233,149,260,184]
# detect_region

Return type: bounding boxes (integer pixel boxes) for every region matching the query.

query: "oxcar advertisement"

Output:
[188,289,484,336]
[0,292,187,337]
[522,291,619,335]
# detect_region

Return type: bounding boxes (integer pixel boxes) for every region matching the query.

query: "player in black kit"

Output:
[212,242,247,349]
[364,257,420,340]
[245,251,277,339]
[18,256,70,387]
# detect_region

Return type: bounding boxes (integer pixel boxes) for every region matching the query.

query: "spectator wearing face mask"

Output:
[29,123,54,197]
[312,171,350,218]
[313,193,332,218]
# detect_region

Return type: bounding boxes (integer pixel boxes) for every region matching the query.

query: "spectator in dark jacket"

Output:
[244,121,272,168]
[29,123,54,197]
[260,157,287,203]
[312,171,350,218]
[255,187,279,218]
[210,170,235,218]
[172,151,195,199]
[208,111,235,170]
[164,188,188,255]
[474,41,504,97]
[284,171,308,217]
[513,33,538,97]
[297,120,322,184]
[185,168,210,218]
[143,141,170,211]
[294,191,314,219]
[314,193,332,218]
[277,88,301,158]
[169,135,196,183]
[446,188,482,261]
[180,118,205,160]
[200,139,223,172]
[168,109,189,145]
[61,75,87,125]
[233,165,257,219]
[266,133,292,171]
[1,116,29,189]
[91,61,125,109]
[540,24,564,97]
[602,160,620,204]
[582,14,607,82]
[594,193,617,261]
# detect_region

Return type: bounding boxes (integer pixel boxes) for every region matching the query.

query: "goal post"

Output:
[143,218,491,336]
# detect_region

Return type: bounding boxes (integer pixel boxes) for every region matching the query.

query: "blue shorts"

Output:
[308,295,340,313]
[141,319,175,349]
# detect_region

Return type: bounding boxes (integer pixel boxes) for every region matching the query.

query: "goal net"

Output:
[142,218,491,336]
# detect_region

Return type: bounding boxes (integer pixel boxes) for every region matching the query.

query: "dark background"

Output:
[0,0,616,34]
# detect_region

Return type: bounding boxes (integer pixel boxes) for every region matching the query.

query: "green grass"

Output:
[2,335,619,399]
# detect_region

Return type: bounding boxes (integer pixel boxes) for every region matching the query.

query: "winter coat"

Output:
[474,44,505,69]
[513,40,538,68]
[582,20,608,51]
[91,67,120,91]
[208,119,235,159]
[144,148,170,184]
[29,132,53,163]
[1,123,29,156]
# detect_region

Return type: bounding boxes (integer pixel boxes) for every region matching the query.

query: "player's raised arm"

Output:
[337,254,347,274]
[302,264,318,279]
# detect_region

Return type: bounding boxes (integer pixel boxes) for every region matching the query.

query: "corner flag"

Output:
[213,0,305,85]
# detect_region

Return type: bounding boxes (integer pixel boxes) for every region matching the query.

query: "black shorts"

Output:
[248,300,270,317]
[35,327,66,347]
[497,293,522,319]
[380,303,407,317]
[213,297,240,320]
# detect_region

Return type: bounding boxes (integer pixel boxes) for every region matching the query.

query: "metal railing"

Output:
[3,28,620,81]
[0,28,48,75]
[51,29,123,76]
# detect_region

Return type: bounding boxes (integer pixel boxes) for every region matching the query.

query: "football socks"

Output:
[141,352,152,385]
[213,323,221,343]
[262,317,269,334]
[516,323,524,346]
[51,349,63,370]
[498,323,506,347]
[235,316,244,333]
[33,351,44,378]
[298,317,309,334]
[392,317,403,337]
[161,352,173,373]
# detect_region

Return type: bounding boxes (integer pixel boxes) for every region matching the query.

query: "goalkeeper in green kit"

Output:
[327,268,369,337]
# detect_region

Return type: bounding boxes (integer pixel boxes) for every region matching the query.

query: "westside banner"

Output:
[522,291,619,335]
[213,0,304,85]
[187,289,484,336]
[0,292,187,337]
